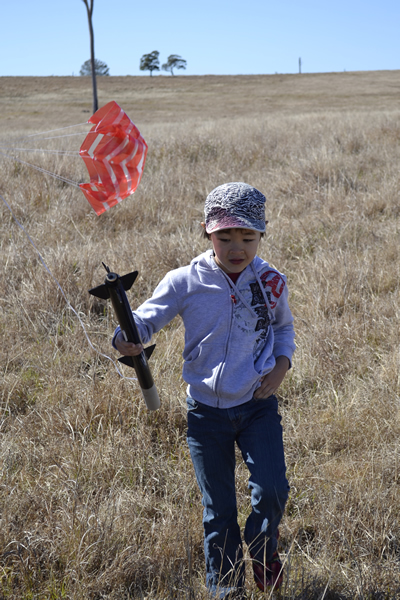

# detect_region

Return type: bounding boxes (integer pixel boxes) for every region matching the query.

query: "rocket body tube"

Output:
[89,268,160,410]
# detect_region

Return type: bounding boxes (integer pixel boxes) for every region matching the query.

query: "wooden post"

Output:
[82,0,98,114]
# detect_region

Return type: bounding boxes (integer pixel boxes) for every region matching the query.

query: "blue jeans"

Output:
[186,395,289,593]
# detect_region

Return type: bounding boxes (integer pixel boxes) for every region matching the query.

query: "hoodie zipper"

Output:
[213,273,235,406]
[211,259,267,407]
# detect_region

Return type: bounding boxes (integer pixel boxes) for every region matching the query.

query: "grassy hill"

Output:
[1,71,400,599]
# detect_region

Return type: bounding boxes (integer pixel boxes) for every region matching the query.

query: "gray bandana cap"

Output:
[204,182,266,234]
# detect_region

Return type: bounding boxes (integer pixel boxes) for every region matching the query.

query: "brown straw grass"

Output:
[1,71,400,598]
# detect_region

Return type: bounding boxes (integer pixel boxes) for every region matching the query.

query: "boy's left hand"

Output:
[254,355,290,399]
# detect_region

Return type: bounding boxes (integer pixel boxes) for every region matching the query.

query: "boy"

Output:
[114,182,295,598]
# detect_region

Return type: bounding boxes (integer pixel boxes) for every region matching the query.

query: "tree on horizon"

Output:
[80,58,110,77]
[162,55,187,76]
[139,51,160,77]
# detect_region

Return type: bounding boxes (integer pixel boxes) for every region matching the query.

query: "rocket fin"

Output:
[88,284,110,300]
[118,355,135,368]
[144,344,156,360]
[120,271,138,291]
[118,344,155,366]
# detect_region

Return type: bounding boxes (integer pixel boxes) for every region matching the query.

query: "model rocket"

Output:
[89,263,160,411]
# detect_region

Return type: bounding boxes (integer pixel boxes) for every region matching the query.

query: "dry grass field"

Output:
[1,71,400,599]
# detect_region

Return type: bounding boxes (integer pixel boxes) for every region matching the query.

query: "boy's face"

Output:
[209,227,261,274]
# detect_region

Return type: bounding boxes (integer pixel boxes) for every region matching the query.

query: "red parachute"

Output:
[79,101,148,215]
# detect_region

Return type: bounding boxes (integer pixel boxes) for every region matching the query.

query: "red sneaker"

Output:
[251,551,283,591]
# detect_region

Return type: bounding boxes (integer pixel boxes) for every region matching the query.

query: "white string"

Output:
[0,151,81,187]
[12,122,89,142]
[0,147,79,156]
[21,132,90,141]
[0,120,94,188]
[0,192,137,382]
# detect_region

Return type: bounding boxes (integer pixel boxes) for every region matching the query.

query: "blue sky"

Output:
[1,0,399,76]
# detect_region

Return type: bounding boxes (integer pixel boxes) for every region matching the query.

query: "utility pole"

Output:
[82,0,98,113]
[299,57,302,74]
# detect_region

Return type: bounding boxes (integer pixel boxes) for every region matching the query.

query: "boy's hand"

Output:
[254,355,290,399]
[114,331,143,356]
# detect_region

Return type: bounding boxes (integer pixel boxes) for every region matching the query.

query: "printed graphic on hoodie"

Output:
[249,270,286,358]
[229,268,286,361]
[260,270,286,309]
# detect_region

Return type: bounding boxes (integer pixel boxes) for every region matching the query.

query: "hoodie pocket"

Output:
[186,397,198,411]
[183,345,201,364]
[183,342,226,388]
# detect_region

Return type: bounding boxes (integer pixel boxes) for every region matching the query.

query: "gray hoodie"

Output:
[114,249,295,408]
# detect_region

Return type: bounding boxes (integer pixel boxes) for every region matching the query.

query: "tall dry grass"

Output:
[1,73,400,599]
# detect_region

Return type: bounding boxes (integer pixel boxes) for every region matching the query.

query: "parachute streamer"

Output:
[79,101,148,216]
[0,103,147,378]
[1,101,147,216]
